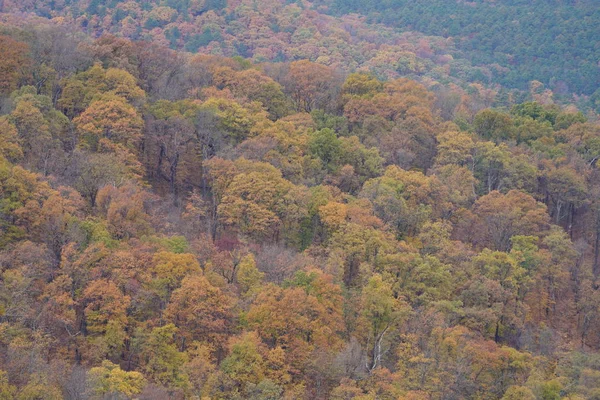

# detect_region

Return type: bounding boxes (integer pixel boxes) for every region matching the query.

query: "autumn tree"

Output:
[284,60,339,113]
[434,130,475,167]
[209,158,308,243]
[164,274,233,351]
[9,88,69,174]
[0,35,30,96]
[81,279,130,361]
[220,332,267,390]
[149,251,201,302]
[466,190,549,251]
[74,94,144,153]
[213,66,291,119]
[0,117,23,162]
[95,184,153,239]
[70,151,128,207]
[236,253,264,297]
[541,164,588,227]
[247,270,345,371]
[59,64,145,118]
[360,165,449,237]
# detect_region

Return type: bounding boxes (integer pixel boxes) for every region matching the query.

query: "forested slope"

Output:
[0,2,598,400]
[315,0,600,96]
[2,0,599,112]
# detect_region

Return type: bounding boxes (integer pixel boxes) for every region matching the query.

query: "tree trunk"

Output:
[594,213,600,277]
[170,153,179,204]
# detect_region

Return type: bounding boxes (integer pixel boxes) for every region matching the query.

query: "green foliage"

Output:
[88,360,146,398]
[501,385,535,400]
[0,371,16,400]
[185,27,223,52]
[80,218,117,248]
[321,0,600,95]
[143,324,190,389]
[474,109,514,142]
[308,128,341,170]
[237,254,264,296]
[221,332,265,385]
[141,235,190,253]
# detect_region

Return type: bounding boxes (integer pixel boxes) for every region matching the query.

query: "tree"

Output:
[559,123,600,172]
[215,159,307,242]
[360,165,449,237]
[514,117,553,144]
[434,131,475,167]
[164,274,233,349]
[220,332,266,388]
[27,186,85,259]
[511,102,557,125]
[471,141,537,195]
[0,117,23,162]
[199,97,264,146]
[213,66,291,119]
[82,279,130,337]
[9,91,66,174]
[74,94,144,153]
[133,40,188,99]
[472,141,510,194]
[473,109,514,141]
[59,64,145,118]
[384,253,453,307]
[87,360,145,399]
[338,136,384,182]
[71,151,127,207]
[0,370,16,399]
[25,24,92,103]
[144,112,196,201]
[15,374,62,400]
[530,228,575,323]
[183,343,217,397]
[285,60,338,112]
[468,249,529,342]
[341,73,383,101]
[430,164,477,209]
[359,274,410,372]
[0,35,30,96]
[308,128,341,171]
[501,386,535,400]
[236,253,264,297]
[150,251,201,301]
[142,324,190,390]
[247,270,345,370]
[326,222,396,287]
[541,165,588,226]
[344,78,434,124]
[468,190,549,251]
[381,117,438,171]
[95,184,153,239]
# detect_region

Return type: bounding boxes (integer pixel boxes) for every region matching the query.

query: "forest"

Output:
[0,0,599,399]
[315,0,600,96]
[3,0,599,112]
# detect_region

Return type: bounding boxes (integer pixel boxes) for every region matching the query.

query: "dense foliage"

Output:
[2,0,599,112]
[316,0,600,96]
[0,2,599,400]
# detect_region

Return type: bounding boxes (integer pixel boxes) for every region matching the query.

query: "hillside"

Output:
[0,1,598,399]
[2,0,599,111]
[316,0,600,96]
